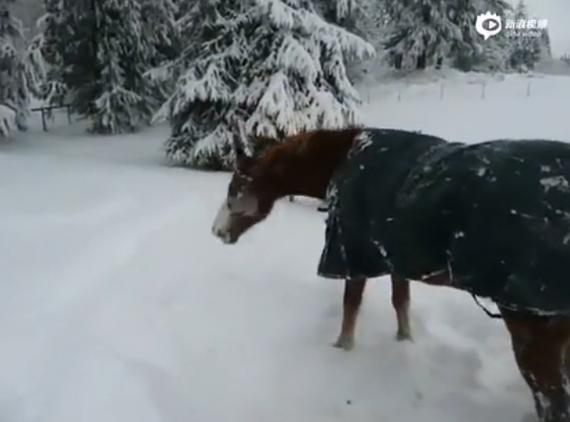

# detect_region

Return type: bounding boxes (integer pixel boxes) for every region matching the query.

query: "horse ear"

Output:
[230,119,252,172]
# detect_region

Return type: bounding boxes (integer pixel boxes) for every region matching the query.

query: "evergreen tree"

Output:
[141,0,180,108]
[41,0,98,116]
[91,0,154,134]
[39,0,73,105]
[446,0,480,70]
[0,0,42,138]
[537,25,552,62]
[451,0,512,72]
[508,0,542,71]
[380,0,513,72]
[39,0,155,134]
[162,0,374,170]
[382,0,463,70]
[315,0,358,31]
[313,0,384,80]
[176,0,199,19]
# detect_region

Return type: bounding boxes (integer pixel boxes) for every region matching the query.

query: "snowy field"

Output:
[1,72,569,422]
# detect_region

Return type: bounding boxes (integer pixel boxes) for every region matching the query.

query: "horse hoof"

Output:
[333,337,354,351]
[396,330,413,342]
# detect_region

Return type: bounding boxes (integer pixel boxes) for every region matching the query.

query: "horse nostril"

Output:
[213,226,228,241]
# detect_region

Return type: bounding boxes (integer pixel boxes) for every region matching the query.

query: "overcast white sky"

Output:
[514,0,570,56]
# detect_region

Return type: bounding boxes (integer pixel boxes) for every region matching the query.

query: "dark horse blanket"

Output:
[317,129,570,315]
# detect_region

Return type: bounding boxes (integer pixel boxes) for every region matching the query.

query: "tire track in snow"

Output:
[0,197,200,422]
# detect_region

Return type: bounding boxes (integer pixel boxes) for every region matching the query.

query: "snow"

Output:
[1,72,569,422]
[540,175,570,192]
[0,104,17,138]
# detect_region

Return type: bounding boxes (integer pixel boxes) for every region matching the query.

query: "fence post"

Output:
[41,109,47,132]
[526,81,532,97]
[481,81,486,99]
[440,83,445,100]
[67,105,72,123]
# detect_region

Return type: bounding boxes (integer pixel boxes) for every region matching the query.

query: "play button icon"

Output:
[487,20,499,30]
[475,12,503,40]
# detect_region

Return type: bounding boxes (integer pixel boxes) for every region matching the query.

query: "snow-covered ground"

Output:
[1,72,568,422]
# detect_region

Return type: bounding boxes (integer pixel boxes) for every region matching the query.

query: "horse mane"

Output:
[252,127,363,165]
[247,127,363,198]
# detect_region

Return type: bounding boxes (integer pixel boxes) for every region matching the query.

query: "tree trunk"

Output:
[394,53,403,70]
[416,51,427,69]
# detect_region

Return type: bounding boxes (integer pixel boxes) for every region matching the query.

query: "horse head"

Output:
[211,121,278,244]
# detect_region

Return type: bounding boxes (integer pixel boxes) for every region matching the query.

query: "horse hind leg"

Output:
[334,278,366,351]
[392,276,412,341]
[502,308,570,422]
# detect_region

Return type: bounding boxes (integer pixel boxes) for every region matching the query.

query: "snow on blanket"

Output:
[319,128,570,315]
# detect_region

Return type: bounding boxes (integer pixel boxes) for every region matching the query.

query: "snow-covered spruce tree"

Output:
[314,0,385,80]
[141,0,180,108]
[39,0,98,115]
[39,0,155,134]
[382,0,463,70]
[0,0,42,138]
[163,0,374,170]
[38,0,76,106]
[90,0,155,134]
[176,0,197,20]
[507,0,542,71]
[538,28,552,62]
[314,0,359,32]
[444,0,480,70]
[451,0,512,71]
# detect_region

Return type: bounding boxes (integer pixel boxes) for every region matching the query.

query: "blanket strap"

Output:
[472,295,503,319]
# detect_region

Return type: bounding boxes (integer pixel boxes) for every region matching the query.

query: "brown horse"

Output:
[212,126,412,350]
[212,126,570,422]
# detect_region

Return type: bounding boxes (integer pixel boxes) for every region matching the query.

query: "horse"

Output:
[213,125,412,350]
[212,125,570,422]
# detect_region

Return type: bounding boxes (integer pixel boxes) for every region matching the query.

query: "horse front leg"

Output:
[334,278,366,351]
[502,308,570,422]
[391,276,412,341]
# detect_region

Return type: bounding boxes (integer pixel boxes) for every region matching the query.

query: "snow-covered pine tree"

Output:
[315,0,386,42]
[163,0,374,170]
[0,0,42,138]
[315,0,358,31]
[451,0,512,71]
[141,0,179,63]
[508,0,542,71]
[313,0,384,82]
[90,0,155,134]
[446,0,480,70]
[39,0,155,134]
[537,25,552,62]
[382,0,463,70]
[40,0,99,116]
[141,0,180,108]
[38,0,76,106]
[176,0,199,20]
[477,0,514,71]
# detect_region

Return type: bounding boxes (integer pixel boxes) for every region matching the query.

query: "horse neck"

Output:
[260,129,360,200]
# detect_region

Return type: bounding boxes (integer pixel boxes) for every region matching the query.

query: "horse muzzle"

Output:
[212,226,238,245]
